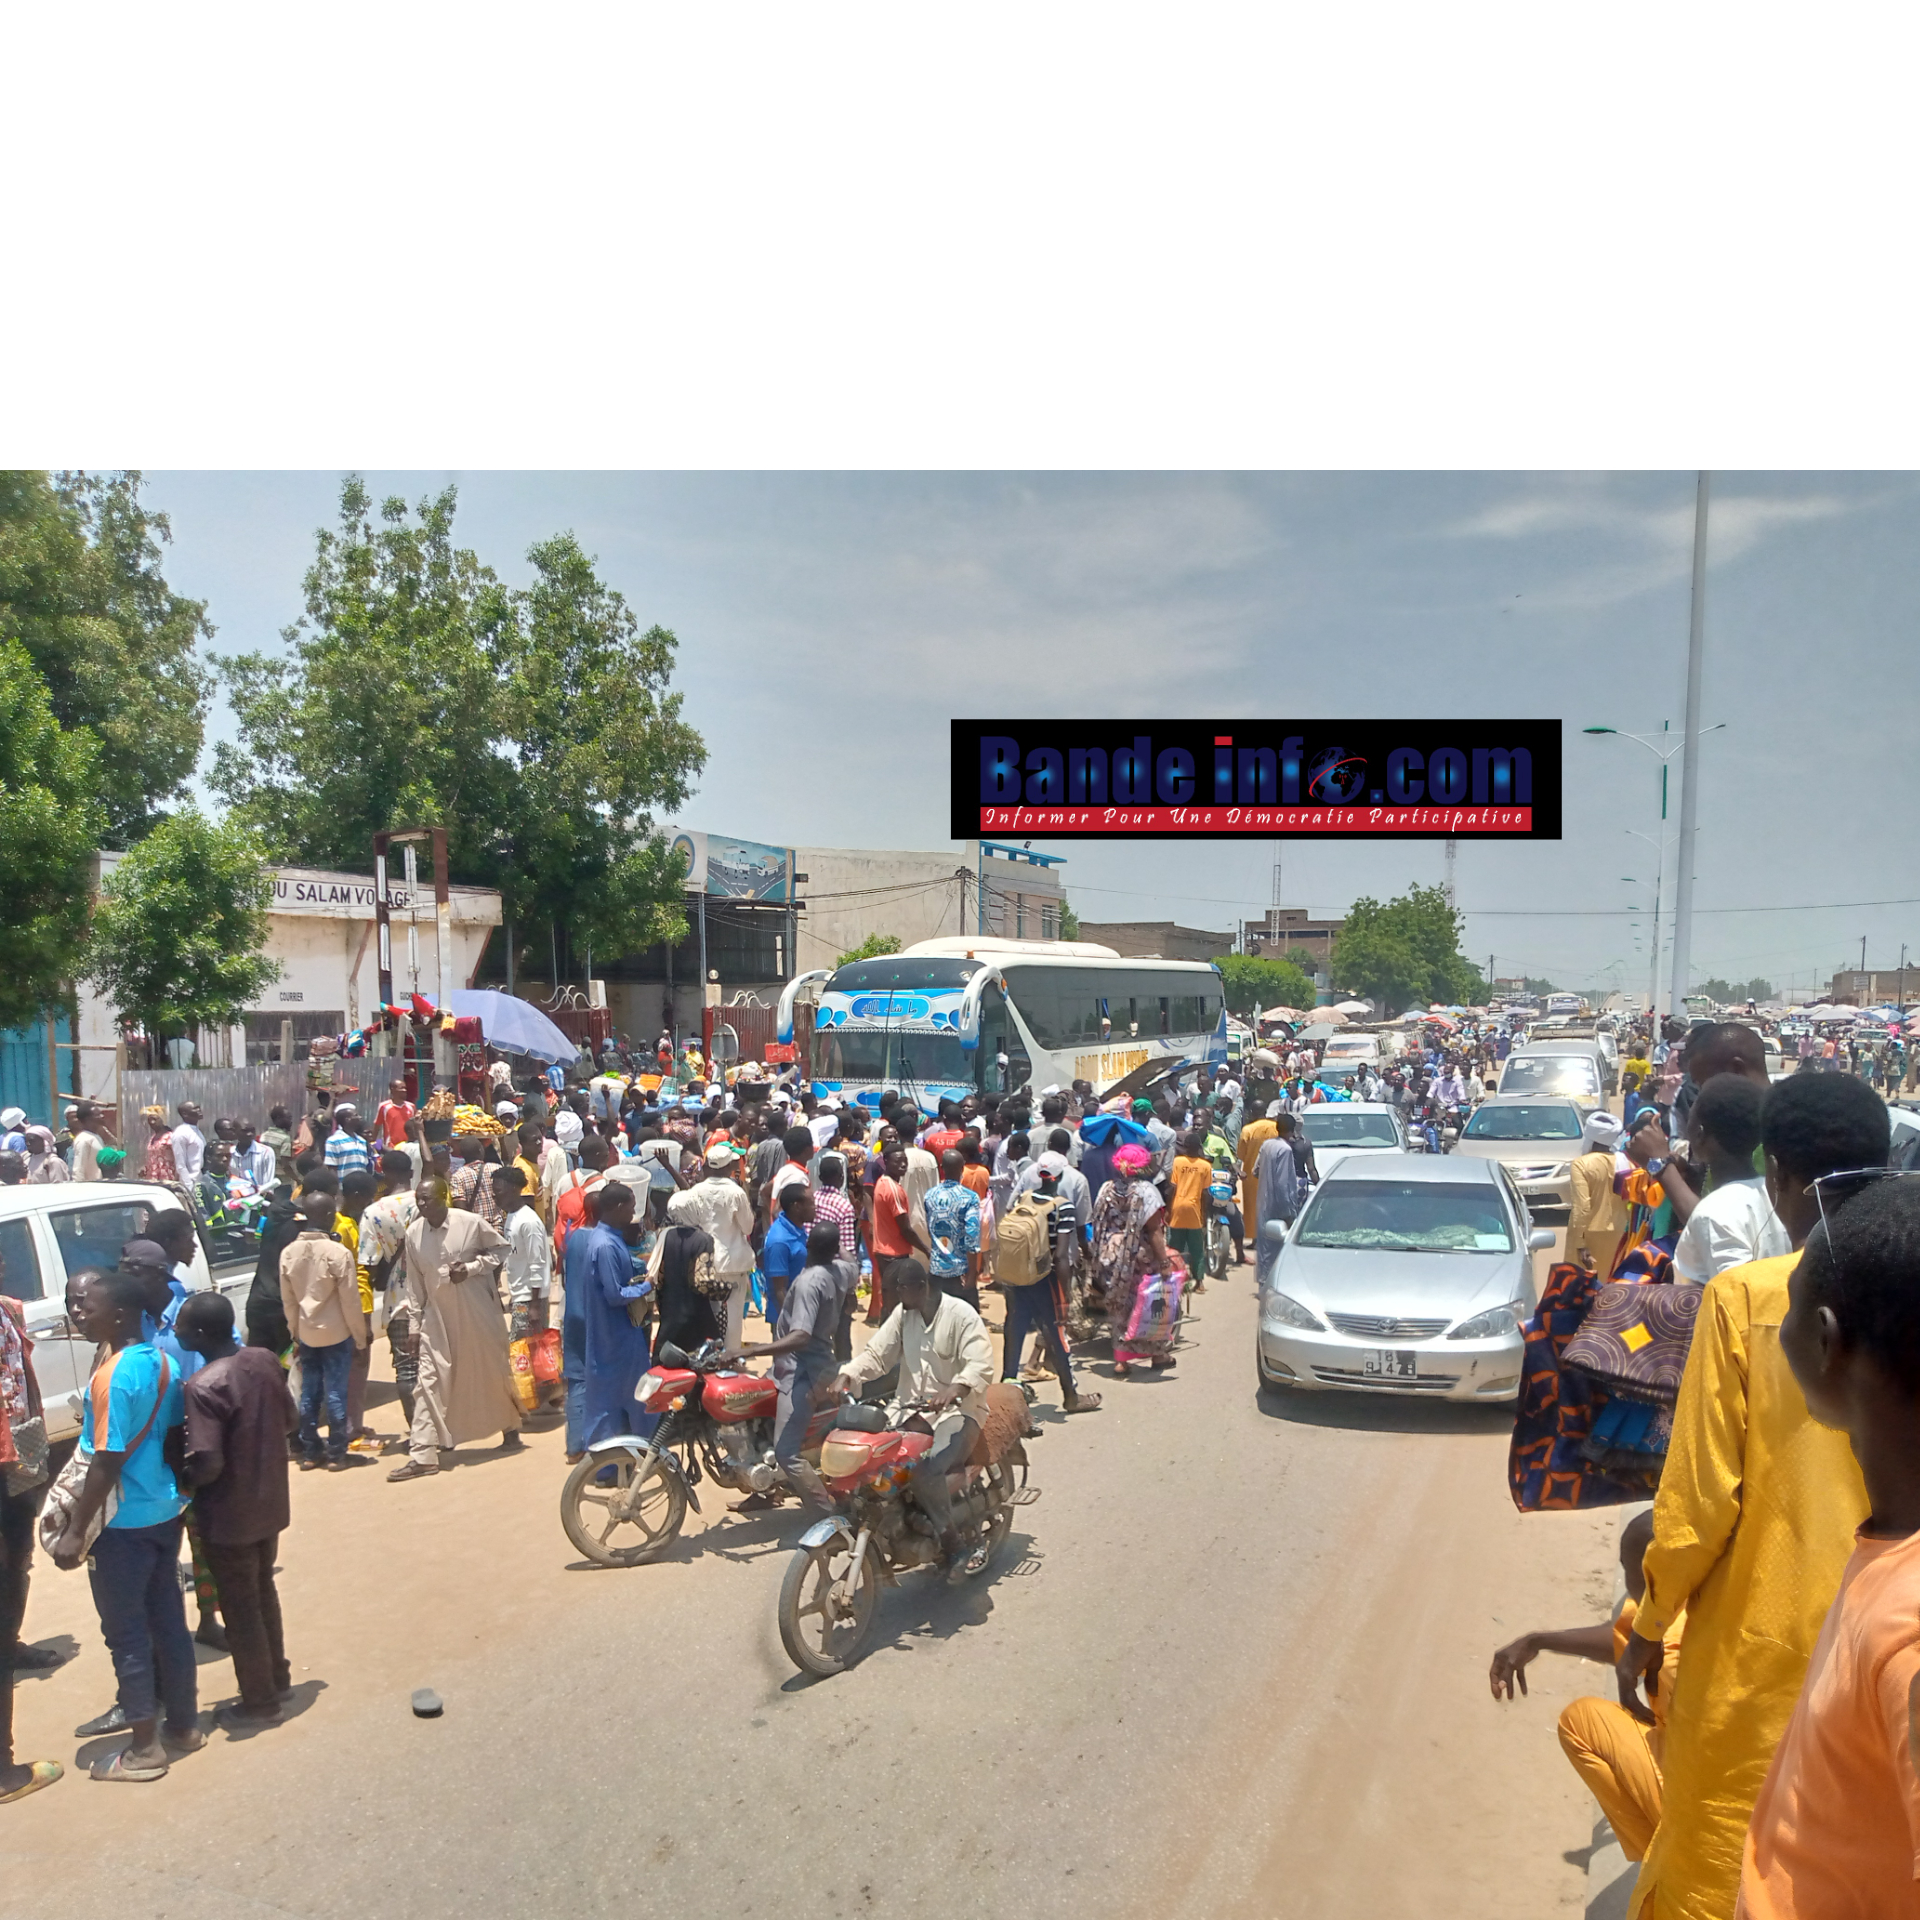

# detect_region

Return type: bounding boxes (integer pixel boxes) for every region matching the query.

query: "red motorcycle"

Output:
[775,1389,1037,1676]
[559,1339,839,1567]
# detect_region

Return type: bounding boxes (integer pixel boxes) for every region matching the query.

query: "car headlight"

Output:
[1448,1300,1526,1341]
[1260,1289,1325,1332]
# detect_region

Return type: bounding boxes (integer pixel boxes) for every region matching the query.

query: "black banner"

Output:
[951,719,1561,840]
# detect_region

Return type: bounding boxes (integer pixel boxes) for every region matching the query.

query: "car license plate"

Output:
[1363,1349,1418,1379]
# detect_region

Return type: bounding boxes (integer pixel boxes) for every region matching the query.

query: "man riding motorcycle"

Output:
[827,1257,995,1583]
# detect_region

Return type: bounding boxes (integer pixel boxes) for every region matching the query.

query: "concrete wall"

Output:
[1078,920,1234,962]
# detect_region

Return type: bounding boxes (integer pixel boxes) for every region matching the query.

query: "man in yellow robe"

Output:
[1618,1075,1888,1920]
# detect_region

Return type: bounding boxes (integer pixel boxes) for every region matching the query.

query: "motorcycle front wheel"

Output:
[1206,1220,1229,1279]
[778,1537,880,1676]
[560,1449,687,1567]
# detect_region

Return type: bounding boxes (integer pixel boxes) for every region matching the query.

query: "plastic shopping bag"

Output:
[507,1338,540,1414]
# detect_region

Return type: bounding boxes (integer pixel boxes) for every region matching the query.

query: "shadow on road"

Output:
[1254,1384,1513,1437]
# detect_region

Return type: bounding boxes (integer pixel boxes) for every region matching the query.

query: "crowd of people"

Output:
[0,1043,1281,1796]
[1486,1017,1920,1920]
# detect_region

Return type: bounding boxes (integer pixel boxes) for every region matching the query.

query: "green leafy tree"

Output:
[1058,899,1080,941]
[83,808,280,1044]
[0,638,107,1028]
[835,932,903,967]
[0,470,210,845]
[1215,952,1316,1016]
[210,479,706,977]
[1333,883,1483,1015]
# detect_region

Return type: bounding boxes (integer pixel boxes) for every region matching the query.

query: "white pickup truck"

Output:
[0,1181,249,1444]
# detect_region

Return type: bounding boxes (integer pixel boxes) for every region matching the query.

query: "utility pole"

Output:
[1667,472,1710,1023]
[1443,835,1457,911]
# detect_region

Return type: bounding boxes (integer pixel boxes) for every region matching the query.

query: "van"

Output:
[0,1181,236,1444]
[1320,1034,1382,1066]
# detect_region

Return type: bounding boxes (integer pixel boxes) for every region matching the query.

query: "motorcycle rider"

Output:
[827,1257,995,1583]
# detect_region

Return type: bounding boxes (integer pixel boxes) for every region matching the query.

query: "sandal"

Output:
[1063,1391,1103,1413]
[0,1760,63,1803]
[161,1724,207,1755]
[90,1747,169,1783]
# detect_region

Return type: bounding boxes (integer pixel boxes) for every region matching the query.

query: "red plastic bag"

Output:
[530,1326,563,1387]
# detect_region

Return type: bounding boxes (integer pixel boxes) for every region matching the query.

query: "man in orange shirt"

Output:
[867,1144,928,1325]
[1737,1174,1920,1919]
[1166,1130,1213,1289]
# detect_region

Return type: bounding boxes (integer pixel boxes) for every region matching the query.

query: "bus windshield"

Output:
[812,1027,974,1087]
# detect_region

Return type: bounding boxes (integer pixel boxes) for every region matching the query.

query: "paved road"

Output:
[7,1241,1612,1919]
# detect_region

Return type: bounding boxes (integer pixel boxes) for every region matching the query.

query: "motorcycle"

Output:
[775,1395,1037,1677]
[558,1339,838,1567]
[1204,1174,1238,1279]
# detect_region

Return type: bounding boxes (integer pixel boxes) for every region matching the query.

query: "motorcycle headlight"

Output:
[635,1370,666,1406]
[1260,1289,1324,1332]
[1448,1301,1525,1341]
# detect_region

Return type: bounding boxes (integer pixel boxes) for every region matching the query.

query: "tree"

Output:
[210,479,706,977]
[1695,976,1776,1007]
[0,638,107,1028]
[836,932,903,967]
[1332,884,1483,1015]
[0,470,211,845]
[83,809,280,1046]
[1215,952,1316,1017]
[1058,898,1080,941]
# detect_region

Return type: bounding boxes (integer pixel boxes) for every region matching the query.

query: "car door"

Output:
[1,1211,90,1439]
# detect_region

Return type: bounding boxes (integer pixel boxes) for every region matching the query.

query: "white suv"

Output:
[0,1181,237,1444]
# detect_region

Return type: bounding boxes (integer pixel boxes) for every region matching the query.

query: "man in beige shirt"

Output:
[833,1258,995,1581]
[279,1190,366,1470]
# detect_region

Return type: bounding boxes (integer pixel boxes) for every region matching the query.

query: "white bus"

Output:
[777,938,1228,1117]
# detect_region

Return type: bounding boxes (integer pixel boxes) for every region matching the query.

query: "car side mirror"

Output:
[1258,1218,1290,1249]
[1527,1228,1557,1251]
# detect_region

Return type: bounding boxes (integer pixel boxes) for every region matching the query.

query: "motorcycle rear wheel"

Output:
[778,1538,880,1676]
[560,1449,687,1567]
[1206,1221,1230,1279]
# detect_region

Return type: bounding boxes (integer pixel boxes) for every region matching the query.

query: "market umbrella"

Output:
[448,989,578,1065]
[1333,1000,1373,1016]
[1077,1112,1156,1148]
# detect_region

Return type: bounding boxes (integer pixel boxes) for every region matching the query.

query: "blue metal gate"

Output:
[0,1015,71,1127]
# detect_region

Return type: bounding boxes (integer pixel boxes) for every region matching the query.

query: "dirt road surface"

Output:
[5,1237,1612,1918]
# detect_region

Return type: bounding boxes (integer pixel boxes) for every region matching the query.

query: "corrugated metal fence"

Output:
[118,1057,400,1148]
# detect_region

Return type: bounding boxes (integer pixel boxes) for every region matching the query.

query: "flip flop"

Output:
[0,1760,63,1803]
[90,1748,168,1783]
[161,1724,207,1755]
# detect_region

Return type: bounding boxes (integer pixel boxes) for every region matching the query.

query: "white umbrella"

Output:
[1333,1000,1373,1016]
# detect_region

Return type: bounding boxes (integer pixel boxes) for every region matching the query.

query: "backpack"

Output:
[993,1194,1057,1287]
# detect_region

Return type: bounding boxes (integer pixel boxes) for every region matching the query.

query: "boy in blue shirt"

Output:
[48,1268,202,1781]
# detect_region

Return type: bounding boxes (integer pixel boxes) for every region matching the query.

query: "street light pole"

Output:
[1667,472,1711,1024]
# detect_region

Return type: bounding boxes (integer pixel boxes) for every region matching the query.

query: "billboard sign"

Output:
[668,829,791,901]
[950,719,1560,840]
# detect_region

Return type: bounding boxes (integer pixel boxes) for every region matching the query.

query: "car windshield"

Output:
[1296,1180,1514,1252]
[1299,1111,1399,1146]
[1500,1055,1600,1096]
[1463,1102,1582,1141]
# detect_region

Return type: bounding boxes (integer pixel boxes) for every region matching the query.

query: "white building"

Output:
[74,857,503,1091]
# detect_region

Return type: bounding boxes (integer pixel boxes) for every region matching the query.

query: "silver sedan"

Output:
[1254,1153,1554,1404]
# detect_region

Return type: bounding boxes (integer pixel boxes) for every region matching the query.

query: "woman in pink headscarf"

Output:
[1087,1143,1179,1375]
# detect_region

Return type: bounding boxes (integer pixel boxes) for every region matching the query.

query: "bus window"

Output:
[1159,997,1170,1036]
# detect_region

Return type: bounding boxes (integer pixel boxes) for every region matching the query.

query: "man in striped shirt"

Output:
[323,1105,373,1179]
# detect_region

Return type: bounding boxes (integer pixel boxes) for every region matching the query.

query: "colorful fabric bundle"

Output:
[1508,1261,1659,1511]
[1562,1280,1701,1402]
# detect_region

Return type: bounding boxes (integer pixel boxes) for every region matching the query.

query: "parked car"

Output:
[1254,1153,1555,1402]
[0,1181,241,1445]
[1496,1044,1606,1109]
[1448,1095,1588,1212]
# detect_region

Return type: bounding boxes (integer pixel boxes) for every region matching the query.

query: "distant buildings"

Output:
[1077,920,1234,963]
[1828,967,1915,1007]
[1242,907,1344,972]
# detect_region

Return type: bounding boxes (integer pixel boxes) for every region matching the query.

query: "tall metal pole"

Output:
[1667,473,1709,1022]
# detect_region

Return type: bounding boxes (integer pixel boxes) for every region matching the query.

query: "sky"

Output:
[141,470,1920,1003]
